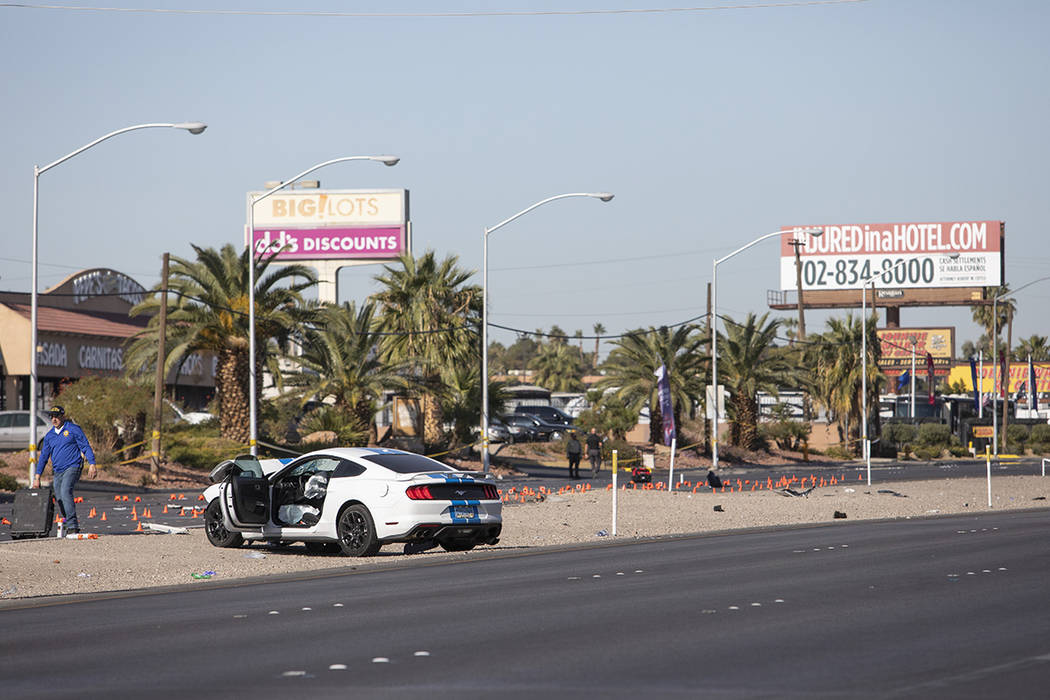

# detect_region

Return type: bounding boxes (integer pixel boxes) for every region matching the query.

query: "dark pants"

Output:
[588,449,601,476]
[568,454,581,479]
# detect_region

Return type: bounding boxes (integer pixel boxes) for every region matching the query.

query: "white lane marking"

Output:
[751,602,762,607]
[634,570,644,573]
[775,599,785,603]
[568,576,580,580]
[728,605,740,610]
[268,611,279,615]
[333,603,344,607]
[329,664,347,671]
[372,657,390,664]
[233,614,247,619]
[282,670,306,677]
[414,651,431,657]
[302,607,312,611]
[592,574,601,578]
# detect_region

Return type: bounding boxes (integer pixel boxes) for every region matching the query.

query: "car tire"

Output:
[551,430,563,441]
[304,541,341,554]
[439,540,477,552]
[204,499,243,549]
[336,504,382,557]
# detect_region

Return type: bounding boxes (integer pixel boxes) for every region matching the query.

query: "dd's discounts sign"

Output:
[248,189,408,262]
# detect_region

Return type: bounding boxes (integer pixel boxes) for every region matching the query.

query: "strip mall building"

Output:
[0,268,215,411]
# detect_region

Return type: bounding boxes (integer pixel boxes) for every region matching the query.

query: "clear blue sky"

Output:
[2,0,1047,357]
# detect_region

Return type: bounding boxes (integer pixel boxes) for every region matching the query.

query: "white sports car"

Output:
[202,447,502,557]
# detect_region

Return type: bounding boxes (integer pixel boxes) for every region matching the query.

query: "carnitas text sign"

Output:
[877,327,955,377]
[248,189,408,262]
[778,221,1002,291]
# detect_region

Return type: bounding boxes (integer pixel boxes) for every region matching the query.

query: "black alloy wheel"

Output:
[336,504,381,557]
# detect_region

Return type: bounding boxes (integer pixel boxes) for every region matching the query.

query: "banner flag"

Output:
[969,357,980,412]
[1029,355,1037,410]
[654,364,675,446]
[926,352,935,405]
[896,370,910,393]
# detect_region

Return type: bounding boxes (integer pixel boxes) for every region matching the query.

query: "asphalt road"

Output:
[2,510,1047,698]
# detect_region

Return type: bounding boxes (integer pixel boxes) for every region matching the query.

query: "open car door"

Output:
[216,456,271,529]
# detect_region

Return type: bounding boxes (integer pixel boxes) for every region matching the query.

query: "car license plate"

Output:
[452,506,476,519]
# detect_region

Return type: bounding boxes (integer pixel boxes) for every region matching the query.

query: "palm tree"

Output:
[573,329,584,358]
[805,313,882,451]
[283,301,408,443]
[592,322,606,369]
[716,313,800,450]
[972,285,1015,344]
[1014,334,1050,361]
[597,325,707,444]
[372,251,481,447]
[530,341,586,392]
[125,243,315,443]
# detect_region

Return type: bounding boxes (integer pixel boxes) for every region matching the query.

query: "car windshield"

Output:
[360,452,456,473]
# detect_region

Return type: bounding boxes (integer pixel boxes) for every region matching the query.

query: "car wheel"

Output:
[336,504,382,557]
[304,541,341,554]
[439,540,477,552]
[551,430,563,441]
[204,500,243,549]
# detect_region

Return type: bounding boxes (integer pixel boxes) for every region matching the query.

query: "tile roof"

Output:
[5,303,147,339]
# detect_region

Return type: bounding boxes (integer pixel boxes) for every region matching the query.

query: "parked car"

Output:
[498,414,542,442]
[514,404,575,427]
[0,411,50,450]
[501,413,568,441]
[203,447,502,556]
[487,418,512,443]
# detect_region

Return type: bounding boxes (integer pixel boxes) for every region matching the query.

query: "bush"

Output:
[603,438,638,465]
[165,432,246,472]
[298,406,368,447]
[55,377,152,464]
[948,445,970,457]
[824,445,853,460]
[1005,443,1025,456]
[760,419,811,451]
[0,472,19,491]
[882,423,917,447]
[917,423,951,447]
[1031,424,1050,444]
[1005,424,1030,446]
[913,445,943,460]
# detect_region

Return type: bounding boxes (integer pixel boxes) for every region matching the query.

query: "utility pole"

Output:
[790,238,807,341]
[150,253,170,484]
[1002,306,1013,453]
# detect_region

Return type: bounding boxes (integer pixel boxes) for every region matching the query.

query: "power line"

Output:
[0,1,870,19]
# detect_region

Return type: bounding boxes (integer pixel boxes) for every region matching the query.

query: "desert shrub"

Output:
[913,445,943,460]
[1031,424,1050,444]
[948,445,970,457]
[165,433,246,472]
[1005,424,1030,446]
[1005,443,1025,456]
[824,444,853,460]
[917,423,951,447]
[0,472,19,491]
[602,438,639,465]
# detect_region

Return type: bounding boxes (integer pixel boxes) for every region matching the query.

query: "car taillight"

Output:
[406,485,434,500]
[482,484,499,500]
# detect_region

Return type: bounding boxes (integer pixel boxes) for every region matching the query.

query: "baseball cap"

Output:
[47,405,65,417]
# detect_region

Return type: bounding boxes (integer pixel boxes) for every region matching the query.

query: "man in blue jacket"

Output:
[31,405,96,534]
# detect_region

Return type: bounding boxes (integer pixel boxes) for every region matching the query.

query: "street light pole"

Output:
[29,122,206,482]
[859,253,957,485]
[245,155,399,456]
[711,227,822,469]
[481,192,613,473]
[991,275,1050,457]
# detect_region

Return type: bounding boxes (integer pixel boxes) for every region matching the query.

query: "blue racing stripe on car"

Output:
[449,500,481,506]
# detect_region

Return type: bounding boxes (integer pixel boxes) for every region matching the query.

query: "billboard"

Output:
[779,221,1003,292]
[946,362,1050,393]
[248,189,408,262]
[876,327,955,377]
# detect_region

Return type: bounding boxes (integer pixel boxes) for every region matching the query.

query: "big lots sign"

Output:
[248,189,408,262]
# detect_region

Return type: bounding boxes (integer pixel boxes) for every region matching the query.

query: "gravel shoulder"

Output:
[2,475,1048,601]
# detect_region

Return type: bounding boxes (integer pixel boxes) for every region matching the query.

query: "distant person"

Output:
[566,432,583,480]
[31,406,96,534]
[586,428,604,477]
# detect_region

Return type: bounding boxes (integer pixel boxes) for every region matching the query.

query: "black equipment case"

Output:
[10,486,54,539]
